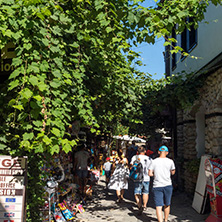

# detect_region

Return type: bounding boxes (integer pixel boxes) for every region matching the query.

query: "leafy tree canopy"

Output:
[0,0,220,155]
[0,0,221,220]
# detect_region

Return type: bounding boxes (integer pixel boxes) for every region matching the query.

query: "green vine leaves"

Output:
[0,0,220,155]
[145,71,206,112]
[0,0,144,155]
[128,71,206,137]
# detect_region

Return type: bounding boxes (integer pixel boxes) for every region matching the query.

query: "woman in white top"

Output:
[108,153,129,202]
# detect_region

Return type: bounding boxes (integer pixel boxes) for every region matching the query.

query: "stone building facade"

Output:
[163,2,222,196]
[176,67,222,195]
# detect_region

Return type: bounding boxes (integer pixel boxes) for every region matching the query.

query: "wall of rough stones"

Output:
[175,111,184,190]
[176,67,222,195]
[200,67,222,157]
[176,110,197,194]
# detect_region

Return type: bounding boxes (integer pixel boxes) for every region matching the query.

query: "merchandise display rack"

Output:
[40,152,90,222]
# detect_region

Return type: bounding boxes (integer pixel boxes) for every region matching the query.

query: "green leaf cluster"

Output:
[129,71,207,137]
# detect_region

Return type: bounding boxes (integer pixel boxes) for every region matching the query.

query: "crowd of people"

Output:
[105,142,175,222]
[73,141,175,222]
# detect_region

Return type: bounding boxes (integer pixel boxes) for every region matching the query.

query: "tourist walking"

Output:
[74,144,90,195]
[130,145,152,215]
[148,145,176,222]
[108,154,129,203]
[103,157,113,188]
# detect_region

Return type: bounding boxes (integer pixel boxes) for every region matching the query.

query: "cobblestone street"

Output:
[76,176,209,222]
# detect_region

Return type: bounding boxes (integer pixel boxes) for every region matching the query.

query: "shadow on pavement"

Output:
[85,178,158,222]
[169,191,209,222]
[82,177,209,222]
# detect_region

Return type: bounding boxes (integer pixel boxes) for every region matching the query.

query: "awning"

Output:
[113,135,146,143]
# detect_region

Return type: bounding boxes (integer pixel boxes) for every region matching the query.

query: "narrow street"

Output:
[76,176,209,222]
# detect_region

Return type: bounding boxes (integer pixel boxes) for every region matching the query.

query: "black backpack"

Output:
[129,156,143,182]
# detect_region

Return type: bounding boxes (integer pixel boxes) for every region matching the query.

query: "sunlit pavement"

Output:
[76,176,209,222]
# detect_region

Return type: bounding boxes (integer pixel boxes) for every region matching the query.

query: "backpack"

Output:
[129,156,143,182]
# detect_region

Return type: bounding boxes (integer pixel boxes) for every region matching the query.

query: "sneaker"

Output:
[137,206,143,216]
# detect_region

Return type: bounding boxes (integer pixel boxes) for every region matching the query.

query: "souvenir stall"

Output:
[40,151,90,222]
[88,133,112,176]
[40,124,93,222]
[40,124,113,221]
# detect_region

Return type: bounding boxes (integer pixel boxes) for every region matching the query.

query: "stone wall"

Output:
[176,113,197,194]
[177,110,184,158]
[205,116,222,155]
[201,68,222,156]
[176,110,185,190]
[176,67,222,195]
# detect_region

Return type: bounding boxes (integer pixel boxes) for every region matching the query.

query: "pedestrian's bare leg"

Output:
[164,205,170,222]
[120,189,124,199]
[135,194,142,208]
[143,194,149,208]
[116,190,121,200]
[156,206,163,222]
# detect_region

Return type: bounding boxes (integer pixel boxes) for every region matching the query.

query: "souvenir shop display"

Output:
[39,131,112,221]
[90,169,100,184]
[40,152,87,222]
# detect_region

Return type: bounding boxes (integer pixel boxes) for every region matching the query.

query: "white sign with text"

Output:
[0,156,27,221]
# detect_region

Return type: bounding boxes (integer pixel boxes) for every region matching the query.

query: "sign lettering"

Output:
[0,159,22,168]
[0,176,6,181]
[0,189,15,196]
[0,183,16,188]
[0,169,24,176]
[0,42,15,79]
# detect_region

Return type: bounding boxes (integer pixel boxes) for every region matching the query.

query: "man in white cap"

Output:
[148,145,175,222]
